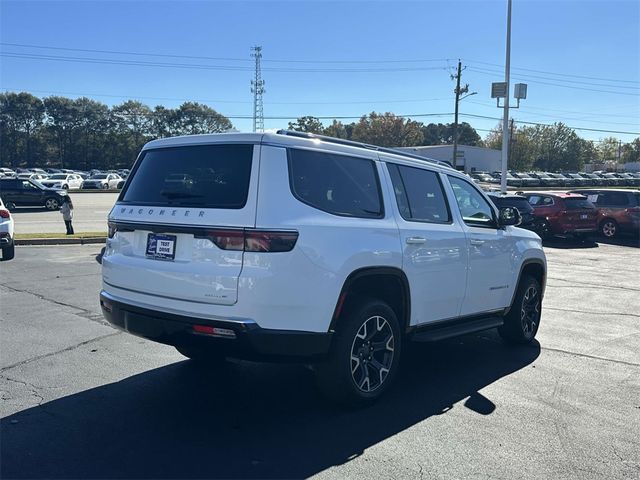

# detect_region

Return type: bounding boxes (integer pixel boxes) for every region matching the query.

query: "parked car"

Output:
[564,173,590,187]
[0,168,16,177]
[579,172,603,186]
[597,173,624,187]
[487,192,544,237]
[511,172,541,187]
[470,172,499,184]
[522,192,598,240]
[0,178,68,210]
[101,131,547,405]
[530,172,562,187]
[0,197,15,260]
[82,173,123,189]
[45,168,62,174]
[40,173,84,190]
[568,189,640,239]
[17,173,48,182]
[613,172,640,187]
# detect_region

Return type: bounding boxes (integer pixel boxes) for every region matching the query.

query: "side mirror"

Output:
[498,206,522,227]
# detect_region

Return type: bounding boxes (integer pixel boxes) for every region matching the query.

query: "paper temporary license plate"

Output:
[146,233,177,260]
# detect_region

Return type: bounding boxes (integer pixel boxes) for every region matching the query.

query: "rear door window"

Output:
[288,149,383,218]
[387,163,450,223]
[564,198,596,209]
[121,144,254,209]
[599,192,630,207]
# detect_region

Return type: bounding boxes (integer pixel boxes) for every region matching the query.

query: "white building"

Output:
[397,145,501,173]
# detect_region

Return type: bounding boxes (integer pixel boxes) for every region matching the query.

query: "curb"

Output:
[16,236,107,246]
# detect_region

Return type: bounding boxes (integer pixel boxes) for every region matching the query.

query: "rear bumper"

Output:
[99,291,332,361]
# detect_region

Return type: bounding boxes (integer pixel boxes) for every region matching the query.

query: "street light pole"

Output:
[500,0,512,194]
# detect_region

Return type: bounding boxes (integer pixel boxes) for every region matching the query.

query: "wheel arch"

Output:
[329,267,411,334]
[505,259,546,315]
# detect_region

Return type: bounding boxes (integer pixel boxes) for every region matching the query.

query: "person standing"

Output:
[60,196,74,235]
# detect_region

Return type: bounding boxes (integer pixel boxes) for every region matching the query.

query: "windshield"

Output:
[49,174,67,180]
[121,144,253,208]
[92,174,108,179]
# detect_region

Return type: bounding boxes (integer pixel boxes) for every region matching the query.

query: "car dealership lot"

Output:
[1,242,639,479]
[8,192,118,234]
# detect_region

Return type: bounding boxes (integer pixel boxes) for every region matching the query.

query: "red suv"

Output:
[522,192,598,240]
[568,189,640,239]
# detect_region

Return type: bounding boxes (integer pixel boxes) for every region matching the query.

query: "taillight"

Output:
[0,209,10,219]
[627,207,640,213]
[107,221,117,238]
[204,229,298,252]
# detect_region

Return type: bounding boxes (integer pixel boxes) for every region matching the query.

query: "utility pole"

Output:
[508,118,515,161]
[500,0,513,194]
[452,59,475,171]
[250,46,265,133]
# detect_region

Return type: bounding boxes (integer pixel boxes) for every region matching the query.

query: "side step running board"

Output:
[410,316,504,343]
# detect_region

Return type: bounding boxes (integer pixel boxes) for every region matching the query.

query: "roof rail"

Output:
[275,130,453,169]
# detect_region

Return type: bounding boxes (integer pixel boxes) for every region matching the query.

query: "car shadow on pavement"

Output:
[595,235,640,248]
[542,237,599,249]
[1,332,540,479]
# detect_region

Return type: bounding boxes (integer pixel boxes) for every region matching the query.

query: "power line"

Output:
[0,42,451,64]
[467,65,639,90]
[0,51,450,73]
[465,59,640,85]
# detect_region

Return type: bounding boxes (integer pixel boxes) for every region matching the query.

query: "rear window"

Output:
[490,196,533,213]
[288,148,383,218]
[121,144,253,209]
[564,198,596,209]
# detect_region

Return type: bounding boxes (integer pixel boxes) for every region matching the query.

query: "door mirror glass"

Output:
[498,206,522,227]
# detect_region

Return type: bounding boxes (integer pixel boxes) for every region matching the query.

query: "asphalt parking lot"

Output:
[1,240,639,479]
[9,192,118,234]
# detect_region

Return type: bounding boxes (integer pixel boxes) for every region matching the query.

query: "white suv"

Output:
[101,131,546,404]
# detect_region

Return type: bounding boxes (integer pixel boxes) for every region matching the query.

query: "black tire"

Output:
[1,243,15,261]
[44,197,60,210]
[499,275,542,344]
[102,183,109,190]
[316,298,402,406]
[62,184,69,190]
[600,218,618,239]
[539,220,552,240]
[175,345,226,365]
[116,181,125,189]
[5,201,16,212]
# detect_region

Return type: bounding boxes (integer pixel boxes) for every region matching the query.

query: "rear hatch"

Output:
[561,197,598,229]
[102,143,259,306]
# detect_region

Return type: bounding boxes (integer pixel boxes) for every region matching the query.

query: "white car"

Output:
[0,168,16,178]
[101,131,547,404]
[82,173,123,190]
[0,197,15,260]
[40,173,84,190]
[17,173,48,182]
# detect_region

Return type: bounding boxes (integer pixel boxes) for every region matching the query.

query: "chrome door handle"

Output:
[470,239,485,246]
[406,237,426,245]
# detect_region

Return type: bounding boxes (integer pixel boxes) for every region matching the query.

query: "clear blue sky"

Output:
[1,0,638,142]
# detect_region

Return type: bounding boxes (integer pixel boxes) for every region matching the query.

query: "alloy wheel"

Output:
[602,221,616,238]
[521,285,540,338]
[350,315,395,393]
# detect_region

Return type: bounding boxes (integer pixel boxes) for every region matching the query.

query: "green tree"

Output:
[420,122,481,146]
[43,96,80,168]
[351,112,423,147]
[287,116,324,134]
[0,92,45,167]
[621,138,640,164]
[597,137,621,163]
[531,123,585,172]
[323,120,350,139]
[173,102,232,136]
